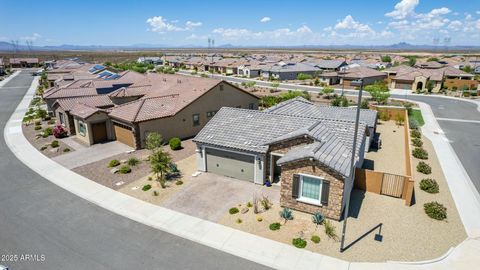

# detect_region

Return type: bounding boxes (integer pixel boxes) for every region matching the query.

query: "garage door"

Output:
[113,122,135,148]
[206,148,254,181]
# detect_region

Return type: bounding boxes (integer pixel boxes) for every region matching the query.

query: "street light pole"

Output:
[340,79,364,252]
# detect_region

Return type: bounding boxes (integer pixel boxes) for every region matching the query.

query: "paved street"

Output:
[0,71,271,270]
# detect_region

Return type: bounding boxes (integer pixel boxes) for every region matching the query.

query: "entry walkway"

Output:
[52,140,133,169]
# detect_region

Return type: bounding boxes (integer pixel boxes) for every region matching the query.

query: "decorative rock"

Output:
[241,207,249,214]
[49,148,59,153]
[110,168,119,174]
[120,159,127,164]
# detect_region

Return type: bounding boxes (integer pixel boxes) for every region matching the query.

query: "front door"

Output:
[92,122,108,144]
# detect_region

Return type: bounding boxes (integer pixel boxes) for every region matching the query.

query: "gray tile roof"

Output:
[264,62,321,73]
[307,60,347,70]
[194,105,367,178]
[264,97,377,129]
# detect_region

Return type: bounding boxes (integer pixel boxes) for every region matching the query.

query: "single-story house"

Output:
[137,57,162,65]
[261,62,321,81]
[70,103,115,146]
[193,99,370,220]
[319,66,387,87]
[103,78,259,149]
[308,60,348,71]
[9,58,39,68]
[237,62,272,78]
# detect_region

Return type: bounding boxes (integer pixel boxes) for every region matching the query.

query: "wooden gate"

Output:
[381,173,405,198]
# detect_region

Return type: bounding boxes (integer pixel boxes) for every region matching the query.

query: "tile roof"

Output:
[194,106,366,178]
[308,60,347,69]
[53,95,114,112]
[264,97,377,129]
[9,58,39,64]
[69,103,104,119]
[108,94,180,123]
[339,66,387,79]
[265,62,321,73]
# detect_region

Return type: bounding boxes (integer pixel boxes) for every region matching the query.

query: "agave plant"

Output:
[279,208,294,224]
[312,212,325,227]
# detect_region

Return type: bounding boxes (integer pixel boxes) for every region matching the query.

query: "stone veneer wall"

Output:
[266,136,313,179]
[280,160,345,220]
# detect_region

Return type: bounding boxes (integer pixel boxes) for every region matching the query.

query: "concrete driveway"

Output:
[52,140,133,169]
[161,172,280,222]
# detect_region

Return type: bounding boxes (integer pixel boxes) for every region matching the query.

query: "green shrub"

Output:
[412,147,428,159]
[34,120,41,126]
[324,220,337,239]
[118,165,131,174]
[424,202,447,220]
[153,190,159,196]
[269,222,281,231]
[34,125,42,130]
[420,178,439,193]
[417,161,432,174]
[412,138,423,147]
[108,159,120,168]
[169,137,182,150]
[411,130,421,138]
[142,184,152,191]
[147,176,152,181]
[175,180,183,185]
[43,127,53,137]
[246,202,253,208]
[312,212,325,226]
[279,208,294,223]
[127,157,140,166]
[292,238,307,248]
[229,207,239,215]
[40,145,48,151]
[257,216,263,222]
[51,140,59,148]
[409,118,419,129]
[311,235,321,244]
[236,218,242,224]
[63,148,71,152]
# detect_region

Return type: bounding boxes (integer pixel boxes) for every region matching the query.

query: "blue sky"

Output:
[1,0,479,46]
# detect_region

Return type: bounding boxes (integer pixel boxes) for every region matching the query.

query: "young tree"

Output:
[381,55,392,63]
[321,87,334,98]
[426,80,434,93]
[146,132,163,151]
[150,149,172,188]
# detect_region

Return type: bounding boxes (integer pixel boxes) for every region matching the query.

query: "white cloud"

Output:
[334,15,374,33]
[146,16,202,33]
[260,16,271,23]
[476,11,480,15]
[212,25,318,44]
[447,20,463,31]
[20,33,41,41]
[385,0,419,19]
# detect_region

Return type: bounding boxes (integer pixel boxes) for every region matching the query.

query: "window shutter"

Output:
[292,174,300,198]
[321,180,330,206]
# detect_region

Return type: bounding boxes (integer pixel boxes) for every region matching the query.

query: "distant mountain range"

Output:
[1,41,479,52]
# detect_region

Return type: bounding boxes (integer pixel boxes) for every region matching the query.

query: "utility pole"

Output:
[340,79,364,252]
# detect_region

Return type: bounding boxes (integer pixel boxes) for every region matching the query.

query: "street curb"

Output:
[0,70,21,87]
[3,73,480,270]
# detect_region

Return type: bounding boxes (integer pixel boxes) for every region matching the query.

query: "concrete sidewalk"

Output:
[4,75,480,270]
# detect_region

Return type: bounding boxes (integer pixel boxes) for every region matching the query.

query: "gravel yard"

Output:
[364,120,406,175]
[22,121,74,158]
[220,134,466,262]
[73,139,195,190]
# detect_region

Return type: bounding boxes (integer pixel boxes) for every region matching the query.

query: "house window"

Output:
[206,111,217,118]
[78,121,86,136]
[59,112,65,125]
[192,114,200,126]
[300,175,322,204]
[248,103,254,109]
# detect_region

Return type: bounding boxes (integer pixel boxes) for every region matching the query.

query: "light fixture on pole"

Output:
[340,78,364,252]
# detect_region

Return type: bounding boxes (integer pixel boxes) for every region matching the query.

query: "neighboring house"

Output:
[319,66,387,87]
[9,58,39,68]
[237,62,272,78]
[48,72,259,148]
[261,62,321,80]
[137,57,162,65]
[307,60,348,72]
[384,65,477,91]
[414,61,444,69]
[107,78,259,148]
[194,97,373,220]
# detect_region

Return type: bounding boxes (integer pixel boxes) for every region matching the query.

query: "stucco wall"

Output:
[137,82,258,148]
[73,112,112,145]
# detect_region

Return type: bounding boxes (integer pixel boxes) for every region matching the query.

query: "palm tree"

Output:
[150,149,172,188]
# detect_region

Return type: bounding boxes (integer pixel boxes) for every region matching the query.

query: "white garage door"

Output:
[206,148,255,182]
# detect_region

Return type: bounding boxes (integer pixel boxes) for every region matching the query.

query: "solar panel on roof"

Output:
[105,74,120,80]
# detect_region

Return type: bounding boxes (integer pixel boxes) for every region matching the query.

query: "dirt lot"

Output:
[220,134,466,262]
[22,121,73,158]
[73,139,196,190]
